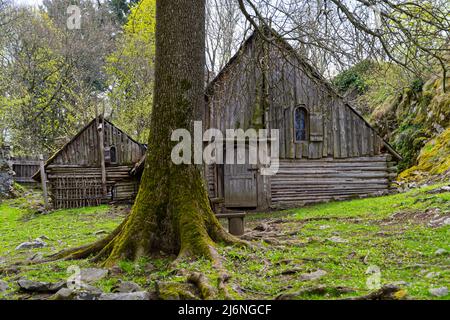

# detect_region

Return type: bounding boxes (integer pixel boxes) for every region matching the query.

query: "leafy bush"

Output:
[332,60,375,94]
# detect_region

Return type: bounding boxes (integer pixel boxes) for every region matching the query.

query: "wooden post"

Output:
[39,154,49,210]
[97,115,107,197]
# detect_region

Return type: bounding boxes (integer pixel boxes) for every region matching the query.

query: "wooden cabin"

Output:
[204,30,402,211]
[33,118,146,209]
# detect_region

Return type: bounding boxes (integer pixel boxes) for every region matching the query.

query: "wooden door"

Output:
[224,146,258,208]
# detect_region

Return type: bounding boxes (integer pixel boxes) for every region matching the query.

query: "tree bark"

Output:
[50,0,239,267]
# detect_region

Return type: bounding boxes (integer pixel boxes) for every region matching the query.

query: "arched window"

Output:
[294,106,308,142]
[110,146,117,164]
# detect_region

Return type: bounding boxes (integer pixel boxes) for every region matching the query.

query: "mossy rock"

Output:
[155,281,200,300]
[398,127,450,182]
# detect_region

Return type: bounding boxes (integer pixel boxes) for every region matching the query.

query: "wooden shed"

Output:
[204,30,402,211]
[33,117,146,209]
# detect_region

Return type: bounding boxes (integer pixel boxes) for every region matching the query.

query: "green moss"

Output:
[399,127,450,181]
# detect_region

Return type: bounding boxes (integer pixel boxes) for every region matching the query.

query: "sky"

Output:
[13,0,43,7]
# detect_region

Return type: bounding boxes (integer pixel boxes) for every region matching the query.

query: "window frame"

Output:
[293,105,309,143]
[109,145,118,164]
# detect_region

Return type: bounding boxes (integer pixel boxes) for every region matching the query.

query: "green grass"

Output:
[0,202,121,258]
[0,184,449,300]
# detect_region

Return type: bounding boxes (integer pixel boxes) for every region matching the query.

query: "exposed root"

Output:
[276,285,356,300]
[217,273,232,300]
[343,284,407,300]
[43,219,126,263]
[188,272,216,299]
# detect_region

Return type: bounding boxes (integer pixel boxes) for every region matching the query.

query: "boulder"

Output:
[112,281,142,293]
[299,269,327,281]
[80,268,109,283]
[15,239,47,250]
[0,280,9,292]
[0,145,13,198]
[17,279,65,293]
[327,236,349,243]
[51,284,103,300]
[429,287,448,297]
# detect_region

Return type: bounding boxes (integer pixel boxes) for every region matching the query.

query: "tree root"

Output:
[343,284,407,300]
[188,272,216,299]
[43,219,127,263]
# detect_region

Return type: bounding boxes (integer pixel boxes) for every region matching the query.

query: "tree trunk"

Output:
[52,0,238,267]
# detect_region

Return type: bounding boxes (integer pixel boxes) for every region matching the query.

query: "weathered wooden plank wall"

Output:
[11,158,40,183]
[270,155,396,207]
[47,165,140,208]
[51,120,145,167]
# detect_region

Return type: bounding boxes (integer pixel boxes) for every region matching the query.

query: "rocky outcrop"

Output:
[0,145,14,198]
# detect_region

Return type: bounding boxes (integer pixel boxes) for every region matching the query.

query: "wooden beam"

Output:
[97,115,108,197]
[39,154,49,210]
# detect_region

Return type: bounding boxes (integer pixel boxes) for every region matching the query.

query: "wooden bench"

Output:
[216,212,246,236]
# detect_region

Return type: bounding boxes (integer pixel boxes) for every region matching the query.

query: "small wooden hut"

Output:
[33,117,146,209]
[203,30,402,211]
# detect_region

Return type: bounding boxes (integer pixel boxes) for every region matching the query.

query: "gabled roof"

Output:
[206,28,402,161]
[32,117,146,181]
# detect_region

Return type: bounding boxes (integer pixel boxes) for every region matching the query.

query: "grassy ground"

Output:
[0,184,448,300]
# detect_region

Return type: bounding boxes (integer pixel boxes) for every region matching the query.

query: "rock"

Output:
[426,186,450,194]
[112,281,142,293]
[429,287,448,297]
[280,268,303,275]
[327,236,349,243]
[0,257,5,265]
[17,279,65,293]
[80,268,109,283]
[93,230,107,236]
[38,235,50,240]
[98,292,151,300]
[27,252,44,262]
[74,284,103,300]
[144,263,155,273]
[319,225,330,230]
[276,285,356,299]
[300,269,327,281]
[51,284,103,300]
[435,248,447,255]
[0,280,9,292]
[109,266,123,276]
[51,288,74,300]
[425,272,440,279]
[391,281,409,287]
[346,284,406,300]
[254,223,269,231]
[346,252,357,260]
[15,239,47,250]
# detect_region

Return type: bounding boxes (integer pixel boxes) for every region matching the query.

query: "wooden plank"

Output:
[332,100,340,158]
[285,107,295,159]
[338,103,348,158]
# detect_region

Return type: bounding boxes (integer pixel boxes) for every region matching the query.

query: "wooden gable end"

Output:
[206,31,400,161]
[47,119,146,168]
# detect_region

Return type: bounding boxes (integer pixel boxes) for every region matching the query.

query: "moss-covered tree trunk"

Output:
[53,0,238,267]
